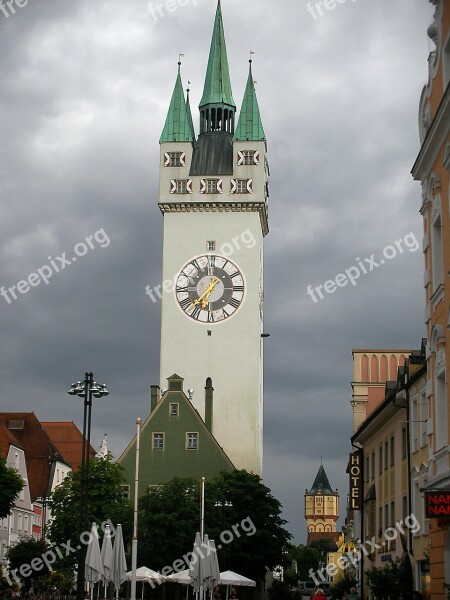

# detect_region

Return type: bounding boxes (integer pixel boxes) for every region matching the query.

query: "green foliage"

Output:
[48,454,133,570]
[0,566,19,600]
[331,571,358,598]
[34,570,74,594]
[365,555,413,600]
[0,455,24,520]
[6,538,50,593]
[139,470,292,582]
[139,477,200,571]
[285,539,332,583]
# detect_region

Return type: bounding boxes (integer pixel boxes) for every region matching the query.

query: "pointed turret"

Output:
[198,1,236,135]
[234,61,265,141]
[160,63,195,143]
[307,464,337,495]
[186,86,196,142]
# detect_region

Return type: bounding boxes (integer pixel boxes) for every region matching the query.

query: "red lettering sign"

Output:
[425,491,450,518]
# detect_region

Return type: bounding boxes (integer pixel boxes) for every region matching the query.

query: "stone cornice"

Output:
[158,201,269,236]
[412,83,450,180]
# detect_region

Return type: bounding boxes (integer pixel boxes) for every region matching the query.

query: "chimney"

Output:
[150,385,160,413]
[204,377,214,433]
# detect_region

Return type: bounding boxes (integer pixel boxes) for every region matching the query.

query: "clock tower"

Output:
[156,0,268,475]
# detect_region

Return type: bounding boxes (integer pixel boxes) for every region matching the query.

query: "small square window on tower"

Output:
[207,241,216,251]
[166,152,186,167]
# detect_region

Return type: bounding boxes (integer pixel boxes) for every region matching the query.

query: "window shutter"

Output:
[180,152,186,167]
[217,179,223,193]
[237,151,244,166]
[164,153,171,167]
[170,180,176,194]
[254,151,260,165]
[187,179,193,193]
[200,179,206,194]
[247,179,253,193]
[230,179,237,194]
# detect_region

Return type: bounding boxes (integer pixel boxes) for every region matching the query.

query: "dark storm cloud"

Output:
[0,0,434,542]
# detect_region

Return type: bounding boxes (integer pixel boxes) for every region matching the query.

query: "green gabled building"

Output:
[118,375,235,499]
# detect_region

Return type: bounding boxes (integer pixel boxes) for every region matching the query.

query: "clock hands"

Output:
[192,276,220,309]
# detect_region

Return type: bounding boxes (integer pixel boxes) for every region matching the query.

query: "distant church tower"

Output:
[305,463,339,539]
[156,1,268,474]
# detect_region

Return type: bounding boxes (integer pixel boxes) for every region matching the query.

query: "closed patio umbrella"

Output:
[85,523,104,600]
[101,524,113,598]
[111,524,127,600]
[188,532,203,597]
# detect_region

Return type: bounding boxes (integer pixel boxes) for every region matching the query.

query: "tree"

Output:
[0,455,24,520]
[139,470,292,583]
[6,538,50,593]
[365,555,413,600]
[285,543,326,583]
[48,454,133,570]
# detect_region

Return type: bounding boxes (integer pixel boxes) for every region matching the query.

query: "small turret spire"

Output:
[160,59,195,143]
[234,57,265,142]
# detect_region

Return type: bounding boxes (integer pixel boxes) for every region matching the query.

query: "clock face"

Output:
[175,254,245,323]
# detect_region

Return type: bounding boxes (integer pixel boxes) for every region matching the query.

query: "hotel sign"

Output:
[425,491,450,518]
[349,450,363,511]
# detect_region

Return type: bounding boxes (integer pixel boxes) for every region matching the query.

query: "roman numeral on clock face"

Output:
[179,297,191,309]
[234,285,244,292]
[191,306,201,320]
[229,297,240,309]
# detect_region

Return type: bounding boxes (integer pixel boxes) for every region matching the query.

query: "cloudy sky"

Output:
[0,0,435,544]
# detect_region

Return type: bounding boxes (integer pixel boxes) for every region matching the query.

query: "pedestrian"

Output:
[312,589,327,600]
[347,587,360,600]
[213,585,222,600]
[230,587,239,600]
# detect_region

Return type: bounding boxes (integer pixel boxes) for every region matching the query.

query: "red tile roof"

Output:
[0,413,68,500]
[0,424,23,458]
[41,421,95,472]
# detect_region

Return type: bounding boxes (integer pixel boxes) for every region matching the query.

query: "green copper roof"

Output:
[185,88,196,141]
[234,62,265,141]
[199,1,235,109]
[160,65,195,143]
[307,465,337,496]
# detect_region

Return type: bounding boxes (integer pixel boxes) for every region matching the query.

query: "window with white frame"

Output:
[435,368,447,450]
[206,241,215,251]
[186,432,198,450]
[169,403,179,417]
[411,393,419,452]
[152,433,164,450]
[206,179,218,194]
[431,212,444,292]
[237,150,259,165]
[237,179,249,193]
[167,152,184,167]
[420,389,427,447]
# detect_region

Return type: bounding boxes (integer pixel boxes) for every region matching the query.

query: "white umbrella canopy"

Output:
[166,569,192,584]
[188,532,203,594]
[85,523,104,586]
[218,571,256,587]
[111,524,127,597]
[125,566,166,584]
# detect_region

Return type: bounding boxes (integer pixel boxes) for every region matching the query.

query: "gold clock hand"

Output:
[192,277,219,307]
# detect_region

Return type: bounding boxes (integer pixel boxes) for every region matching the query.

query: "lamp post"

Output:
[68,372,109,600]
[214,499,232,570]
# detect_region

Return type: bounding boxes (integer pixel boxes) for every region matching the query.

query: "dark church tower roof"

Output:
[307,464,338,495]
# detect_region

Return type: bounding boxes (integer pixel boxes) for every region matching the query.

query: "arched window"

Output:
[361,355,369,381]
[371,355,379,382]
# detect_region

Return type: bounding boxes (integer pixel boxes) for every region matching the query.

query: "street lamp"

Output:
[68,372,109,600]
[214,500,232,569]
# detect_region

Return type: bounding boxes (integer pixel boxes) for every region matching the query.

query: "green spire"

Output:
[185,86,195,142]
[234,61,265,141]
[307,464,336,496]
[199,1,235,109]
[160,63,195,143]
